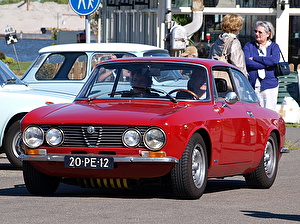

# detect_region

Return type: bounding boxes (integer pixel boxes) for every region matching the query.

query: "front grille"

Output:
[41,125,148,148]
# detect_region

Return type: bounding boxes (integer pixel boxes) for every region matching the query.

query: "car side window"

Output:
[91,53,134,68]
[231,69,259,103]
[35,53,88,80]
[67,55,87,80]
[36,54,64,80]
[212,69,234,99]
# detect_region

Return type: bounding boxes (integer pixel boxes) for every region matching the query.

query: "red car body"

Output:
[20,57,288,199]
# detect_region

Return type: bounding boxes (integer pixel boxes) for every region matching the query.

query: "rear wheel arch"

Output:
[264,129,281,157]
[272,129,281,155]
[195,128,212,167]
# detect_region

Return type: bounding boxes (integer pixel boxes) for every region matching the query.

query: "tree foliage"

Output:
[0,0,24,5]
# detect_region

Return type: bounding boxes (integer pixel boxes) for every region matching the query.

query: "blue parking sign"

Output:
[69,0,101,16]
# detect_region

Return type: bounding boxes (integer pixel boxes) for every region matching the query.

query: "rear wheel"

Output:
[170,133,208,199]
[4,120,23,168]
[244,132,278,189]
[23,161,61,195]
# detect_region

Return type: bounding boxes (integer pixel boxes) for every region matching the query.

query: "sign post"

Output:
[4,26,20,70]
[69,0,102,43]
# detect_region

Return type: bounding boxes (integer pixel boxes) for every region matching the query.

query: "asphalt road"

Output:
[0,148,299,223]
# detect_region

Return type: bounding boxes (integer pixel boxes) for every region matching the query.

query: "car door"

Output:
[213,67,257,166]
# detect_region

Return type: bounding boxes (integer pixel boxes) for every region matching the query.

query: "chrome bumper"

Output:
[19,154,179,163]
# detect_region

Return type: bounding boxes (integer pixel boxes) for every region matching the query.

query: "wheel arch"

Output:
[194,128,212,168]
[270,129,281,156]
[0,113,27,153]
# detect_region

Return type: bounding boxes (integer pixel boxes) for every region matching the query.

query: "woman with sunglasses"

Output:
[243,21,280,111]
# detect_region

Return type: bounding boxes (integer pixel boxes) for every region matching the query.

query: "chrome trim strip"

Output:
[19,154,179,163]
[280,147,290,153]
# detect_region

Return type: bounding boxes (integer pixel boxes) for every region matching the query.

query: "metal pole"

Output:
[85,15,91,43]
[97,7,101,43]
[165,0,172,53]
[12,44,20,71]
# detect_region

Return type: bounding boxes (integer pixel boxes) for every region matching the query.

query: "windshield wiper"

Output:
[6,78,17,84]
[149,88,177,103]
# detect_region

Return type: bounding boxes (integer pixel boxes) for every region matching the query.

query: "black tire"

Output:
[170,133,208,199]
[23,161,61,195]
[244,132,278,189]
[3,120,23,168]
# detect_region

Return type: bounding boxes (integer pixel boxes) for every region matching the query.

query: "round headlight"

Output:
[122,129,141,147]
[23,126,44,148]
[46,128,63,146]
[143,128,166,151]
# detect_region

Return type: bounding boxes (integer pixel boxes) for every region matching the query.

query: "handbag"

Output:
[214,37,234,63]
[274,50,290,77]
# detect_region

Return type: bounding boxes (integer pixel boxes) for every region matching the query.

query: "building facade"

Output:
[99,0,300,70]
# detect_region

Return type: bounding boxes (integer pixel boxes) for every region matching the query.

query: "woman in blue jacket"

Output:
[243,21,280,111]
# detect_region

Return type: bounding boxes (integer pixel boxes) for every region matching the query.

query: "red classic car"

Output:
[20,57,289,199]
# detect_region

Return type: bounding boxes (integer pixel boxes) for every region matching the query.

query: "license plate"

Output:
[64,155,114,169]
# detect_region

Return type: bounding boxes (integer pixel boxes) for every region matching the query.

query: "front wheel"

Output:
[170,133,208,199]
[244,132,279,189]
[23,161,61,195]
[3,120,23,168]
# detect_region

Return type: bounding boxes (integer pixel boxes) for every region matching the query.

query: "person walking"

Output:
[208,13,248,77]
[243,21,280,111]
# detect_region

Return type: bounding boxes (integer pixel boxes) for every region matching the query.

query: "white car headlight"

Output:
[143,128,166,151]
[122,129,141,147]
[46,128,64,146]
[23,126,44,148]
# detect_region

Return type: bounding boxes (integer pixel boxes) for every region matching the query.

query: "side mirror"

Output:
[223,92,239,106]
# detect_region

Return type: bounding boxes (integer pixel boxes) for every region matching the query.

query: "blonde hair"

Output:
[221,14,244,34]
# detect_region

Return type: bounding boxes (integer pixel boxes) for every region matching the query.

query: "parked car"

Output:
[21,43,169,96]
[0,60,74,168]
[20,57,289,199]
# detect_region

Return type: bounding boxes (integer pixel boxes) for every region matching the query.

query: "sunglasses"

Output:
[254,30,263,34]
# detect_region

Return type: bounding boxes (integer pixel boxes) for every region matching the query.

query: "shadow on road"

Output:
[0,163,21,171]
[0,178,248,200]
[241,210,300,222]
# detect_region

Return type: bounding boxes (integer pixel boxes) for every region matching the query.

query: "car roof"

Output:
[98,56,234,68]
[39,43,169,54]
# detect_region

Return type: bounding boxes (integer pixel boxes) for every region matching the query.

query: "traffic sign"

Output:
[4,26,15,34]
[5,34,18,45]
[69,0,101,16]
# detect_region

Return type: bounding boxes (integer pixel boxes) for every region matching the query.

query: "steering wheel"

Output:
[168,89,199,100]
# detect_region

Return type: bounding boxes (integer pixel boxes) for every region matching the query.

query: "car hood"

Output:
[27,100,193,125]
[1,84,75,100]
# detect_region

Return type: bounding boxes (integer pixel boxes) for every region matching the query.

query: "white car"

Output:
[21,43,169,95]
[0,60,74,167]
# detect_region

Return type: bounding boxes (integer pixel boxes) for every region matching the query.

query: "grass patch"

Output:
[9,61,32,77]
[285,123,300,128]
[285,139,300,151]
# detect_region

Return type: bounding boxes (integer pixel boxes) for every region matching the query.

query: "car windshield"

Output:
[77,61,209,102]
[0,61,24,86]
